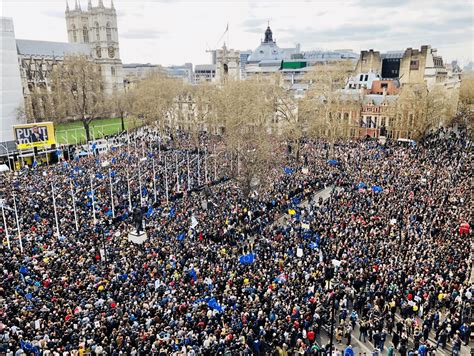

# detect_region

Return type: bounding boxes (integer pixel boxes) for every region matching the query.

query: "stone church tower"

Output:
[214,44,240,84]
[65,0,123,92]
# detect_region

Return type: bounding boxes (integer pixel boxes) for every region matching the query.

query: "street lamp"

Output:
[328,259,341,355]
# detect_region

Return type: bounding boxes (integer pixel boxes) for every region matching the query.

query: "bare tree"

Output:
[131,72,183,135]
[213,77,280,196]
[268,74,304,161]
[48,55,107,142]
[300,61,359,150]
[395,83,459,139]
[455,74,474,134]
[190,83,218,134]
[108,88,134,133]
[22,85,54,123]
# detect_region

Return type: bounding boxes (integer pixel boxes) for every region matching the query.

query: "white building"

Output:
[122,63,164,89]
[165,63,194,83]
[245,25,300,78]
[346,72,381,90]
[194,64,216,83]
[0,17,26,142]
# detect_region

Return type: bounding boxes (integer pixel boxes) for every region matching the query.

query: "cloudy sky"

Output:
[3,0,473,66]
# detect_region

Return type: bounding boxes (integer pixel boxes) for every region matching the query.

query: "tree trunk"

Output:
[295,137,301,163]
[83,120,91,143]
[121,113,125,132]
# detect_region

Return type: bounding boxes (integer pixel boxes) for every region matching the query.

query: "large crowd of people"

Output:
[0,127,472,355]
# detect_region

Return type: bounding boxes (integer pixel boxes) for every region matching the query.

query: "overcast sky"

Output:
[3,0,473,66]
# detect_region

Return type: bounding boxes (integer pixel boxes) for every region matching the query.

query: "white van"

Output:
[397,138,416,147]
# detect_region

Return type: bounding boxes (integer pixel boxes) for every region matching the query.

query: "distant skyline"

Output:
[3,0,473,66]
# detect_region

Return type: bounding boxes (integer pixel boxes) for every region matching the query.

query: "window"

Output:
[94,22,100,41]
[106,22,112,42]
[364,74,368,81]
[72,25,77,42]
[343,112,349,121]
[381,117,386,127]
[381,83,388,89]
[410,60,419,70]
[359,74,363,81]
[83,26,89,43]
[111,66,115,76]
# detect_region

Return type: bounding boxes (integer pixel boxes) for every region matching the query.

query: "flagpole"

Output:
[108,168,115,218]
[127,130,131,154]
[1,204,11,250]
[164,155,169,204]
[213,143,217,181]
[204,146,208,183]
[197,147,201,186]
[175,152,180,192]
[158,138,161,162]
[126,167,132,211]
[138,159,143,207]
[152,157,157,203]
[12,190,22,253]
[69,180,79,231]
[51,182,60,238]
[90,175,97,226]
[187,150,190,190]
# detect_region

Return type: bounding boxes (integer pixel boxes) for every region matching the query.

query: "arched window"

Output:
[94,22,100,41]
[72,25,77,42]
[111,66,115,76]
[83,26,89,43]
[106,22,112,42]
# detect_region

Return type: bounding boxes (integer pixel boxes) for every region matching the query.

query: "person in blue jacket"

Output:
[344,345,354,356]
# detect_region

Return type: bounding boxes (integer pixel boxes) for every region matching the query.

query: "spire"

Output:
[264,24,273,43]
[88,0,92,10]
[66,0,70,12]
[78,0,82,10]
[110,0,115,9]
[74,0,79,10]
[98,0,104,7]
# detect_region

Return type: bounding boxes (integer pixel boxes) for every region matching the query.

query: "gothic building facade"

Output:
[15,0,123,122]
[65,0,123,92]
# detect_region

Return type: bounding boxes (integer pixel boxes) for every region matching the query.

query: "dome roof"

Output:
[247,42,284,63]
[247,25,300,64]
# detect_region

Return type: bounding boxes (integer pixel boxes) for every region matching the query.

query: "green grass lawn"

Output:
[55,117,143,144]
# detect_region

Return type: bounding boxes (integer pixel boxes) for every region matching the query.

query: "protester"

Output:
[0,127,471,355]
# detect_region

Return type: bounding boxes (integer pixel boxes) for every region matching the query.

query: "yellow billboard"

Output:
[14,122,56,150]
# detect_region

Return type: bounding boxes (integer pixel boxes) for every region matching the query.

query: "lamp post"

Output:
[328,259,341,355]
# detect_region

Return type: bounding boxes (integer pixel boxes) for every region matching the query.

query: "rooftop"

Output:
[123,63,159,68]
[195,64,216,71]
[380,51,404,59]
[16,39,90,58]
